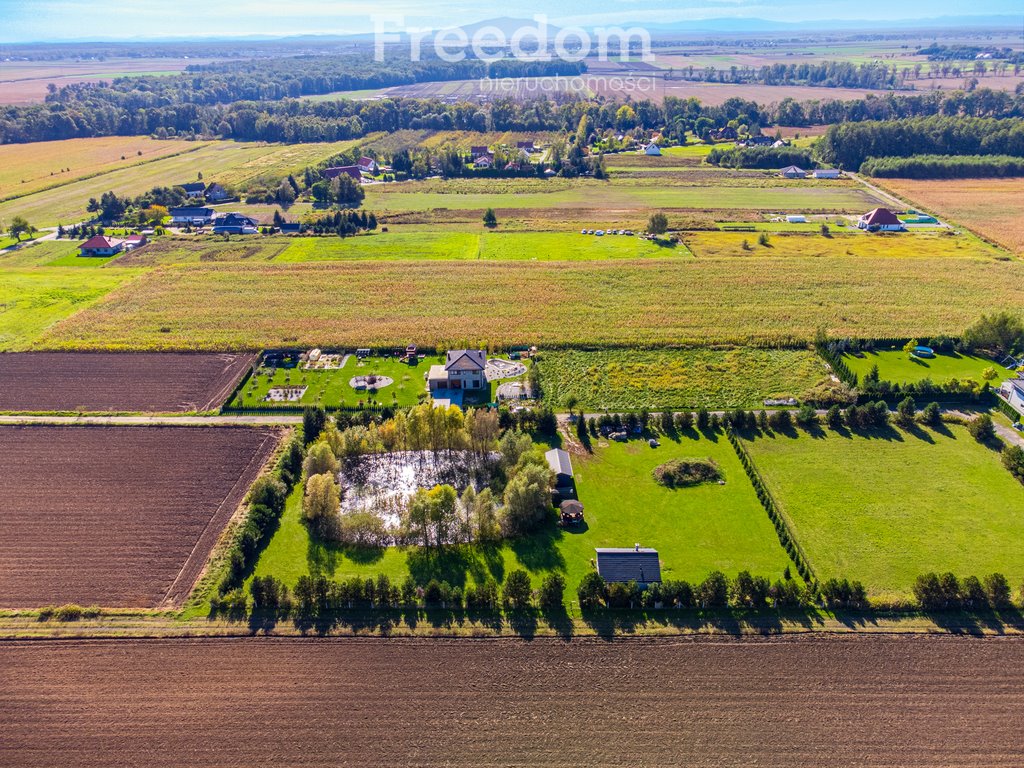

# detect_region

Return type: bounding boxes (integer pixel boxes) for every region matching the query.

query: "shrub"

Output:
[54,604,84,621]
[503,569,533,610]
[577,572,606,610]
[538,573,566,610]
[696,571,729,608]
[652,458,722,488]
[967,414,996,443]
[919,401,942,427]
[983,573,1012,609]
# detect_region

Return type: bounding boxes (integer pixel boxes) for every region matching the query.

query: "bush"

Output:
[696,571,729,608]
[538,573,566,610]
[967,414,996,443]
[54,604,84,621]
[652,458,722,488]
[919,401,942,427]
[577,571,606,610]
[503,569,533,610]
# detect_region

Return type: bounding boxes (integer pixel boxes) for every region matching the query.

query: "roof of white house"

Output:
[860,207,901,226]
[445,350,486,372]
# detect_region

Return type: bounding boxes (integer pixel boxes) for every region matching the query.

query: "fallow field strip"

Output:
[0,352,256,413]
[1,636,1022,767]
[0,425,280,608]
[32,257,1024,350]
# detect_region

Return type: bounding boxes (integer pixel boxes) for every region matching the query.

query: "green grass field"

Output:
[538,348,829,410]
[364,177,884,214]
[230,354,437,409]
[248,435,793,594]
[843,349,1003,385]
[0,268,140,350]
[743,426,1024,600]
[276,231,686,261]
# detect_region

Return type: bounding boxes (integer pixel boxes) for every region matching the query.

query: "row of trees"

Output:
[859,153,1024,179]
[705,145,814,169]
[913,572,1013,611]
[814,115,1024,169]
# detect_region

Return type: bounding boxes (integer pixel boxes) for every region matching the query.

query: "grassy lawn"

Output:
[230,354,440,409]
[685,230,1005,259]
[248,435,793,594]
[538,348,829,410]
[842,348,1002,385]
[742,426,1024,600]
[0,268,141,351]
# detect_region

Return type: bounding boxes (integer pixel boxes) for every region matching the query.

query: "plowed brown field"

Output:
[0,352,255,412]
[0,425,279,608]
[1,635,1022,767]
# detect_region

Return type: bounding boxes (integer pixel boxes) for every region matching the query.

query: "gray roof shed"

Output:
[595,547,662,584]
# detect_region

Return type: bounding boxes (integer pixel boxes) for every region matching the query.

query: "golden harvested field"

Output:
[882,178,1024,255]
[0,137,200,200]
[0,140,360,227]
[685,230,1007,259]
[33,257,1024,350]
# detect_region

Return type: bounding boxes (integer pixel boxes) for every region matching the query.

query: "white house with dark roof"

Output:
[428,350,488,393]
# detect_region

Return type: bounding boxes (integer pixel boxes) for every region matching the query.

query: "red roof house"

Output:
[78,235,124,257]
[858,208,904,231]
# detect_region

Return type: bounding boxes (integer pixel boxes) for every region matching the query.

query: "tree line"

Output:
[859,153,1024,178]
[814,115,1024,169]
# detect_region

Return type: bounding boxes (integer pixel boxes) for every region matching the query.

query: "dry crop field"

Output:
[0,58,218,105]
[0,425,280,608]
[1,636,1023,767]
[0,352,255,413]
[881,178,1024,255]
[33,257,1024,350]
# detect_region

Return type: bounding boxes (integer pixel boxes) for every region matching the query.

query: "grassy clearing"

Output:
[538,348,829,410]
[843,349,1002,385]
[112,236,292,266]
[278,233,479,261]
[34,257,1024,351]
[365,177,885,214]
[0,140,360,227]
[743,426,1024,600]
[249,435,792,592]
[0,268,140,351]
[230,355,437,409]
[685,230,1005,259]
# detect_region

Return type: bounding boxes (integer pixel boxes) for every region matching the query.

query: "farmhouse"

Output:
[428,350,488,393]
[545,448,576,500]
[779,165,808,179]
[323,165,362,181]
[643,142,662,156]
[470,145,492,158]
[743,135,774,147]
[473,155,493,169]
[812,168,841,179]
[212,212,259,234]
[710,127,738,141]
[358,156,378,174]
[858,207,904,232]
[596,546,662,586]
[204,182,230,202]
[170,206,215,226]
[78,235,124,257]
[516,140,535,150]
[178,181,206,198]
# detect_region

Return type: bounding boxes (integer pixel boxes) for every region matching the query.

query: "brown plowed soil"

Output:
[1,635,1022,767]
[0,352,256,413]
[0,425,279,608]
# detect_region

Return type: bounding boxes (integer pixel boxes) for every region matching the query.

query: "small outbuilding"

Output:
[643,142,662,156]
[595,546,662,586]
[546,448,575,500]
[812,168,841,179]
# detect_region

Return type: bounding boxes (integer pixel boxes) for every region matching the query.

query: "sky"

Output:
[0,0,1020,42]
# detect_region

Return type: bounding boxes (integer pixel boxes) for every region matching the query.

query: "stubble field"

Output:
[30,257,1024,350]
[0,425,280,608]
[0,352,255,413]
[1,636,1022,767]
